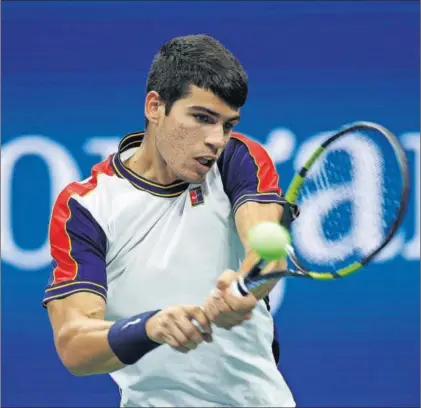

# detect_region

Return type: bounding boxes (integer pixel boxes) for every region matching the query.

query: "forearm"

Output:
[235,202,287,298]
[56,317,123,376]
[237,251,286,300]
[56,309,161,376]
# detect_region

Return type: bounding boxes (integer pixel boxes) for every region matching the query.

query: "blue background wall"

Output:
[2,1,420,407]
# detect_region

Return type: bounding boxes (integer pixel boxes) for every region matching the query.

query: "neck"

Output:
[123,131,178,185]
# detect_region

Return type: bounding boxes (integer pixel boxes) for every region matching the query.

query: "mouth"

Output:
[194,156,216,170]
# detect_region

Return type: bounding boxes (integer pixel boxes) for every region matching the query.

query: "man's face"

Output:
[155,85,241,184]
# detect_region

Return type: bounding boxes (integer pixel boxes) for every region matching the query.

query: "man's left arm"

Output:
[219,133,289,290]
[234,201,288,299]
[204,134,290,326]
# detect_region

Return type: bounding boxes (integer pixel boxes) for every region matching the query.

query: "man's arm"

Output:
[47,293,122,376]
[45,184,211,376]
[234,201,287,298]
[218,134,289,297]
[47,292,212,376]
[205,134,289,326]
[235,201,283,250]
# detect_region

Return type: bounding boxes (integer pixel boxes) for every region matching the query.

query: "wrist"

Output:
[107,310,162,365]
[144,311,161,344]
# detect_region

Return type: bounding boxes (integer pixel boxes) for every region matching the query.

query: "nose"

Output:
[204,128,226,151]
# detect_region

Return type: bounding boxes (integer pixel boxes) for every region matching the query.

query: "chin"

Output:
[179,170,207,184]
[186,174,207,184]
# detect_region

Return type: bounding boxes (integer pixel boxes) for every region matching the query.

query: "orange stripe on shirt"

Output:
[50,156,114,285]
[231,132,281,194]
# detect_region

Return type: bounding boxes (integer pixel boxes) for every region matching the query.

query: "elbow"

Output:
[62,358,91,377]
[55,325,92,377]
[58,347,93,377]
[64,363,90,377]
[69,367,92,377]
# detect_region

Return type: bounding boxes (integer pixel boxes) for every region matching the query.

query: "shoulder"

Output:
[50,155,118,236]
[230,132,269,154]
[53,155,116,211]
[217,132,279,191]
[217,132,275,175]
[215,132,281,210]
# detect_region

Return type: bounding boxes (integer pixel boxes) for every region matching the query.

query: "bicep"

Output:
[43,191,108,309]
[235,202,288,297]
[235,202,284,250]
[218,134,284,215]
[47,292,106,338]
[218,134,287,245]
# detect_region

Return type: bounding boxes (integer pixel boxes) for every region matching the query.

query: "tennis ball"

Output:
[248,222,291,261]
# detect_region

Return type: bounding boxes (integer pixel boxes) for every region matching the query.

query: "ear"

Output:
[144,91,164,126]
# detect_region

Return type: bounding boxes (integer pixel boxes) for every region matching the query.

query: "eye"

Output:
[223,122,235,133]
[193,114,213,124]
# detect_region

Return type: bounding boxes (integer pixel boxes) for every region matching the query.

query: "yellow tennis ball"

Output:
[248,222,291,261]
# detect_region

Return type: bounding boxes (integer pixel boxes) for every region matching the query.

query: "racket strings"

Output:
[290,130,404,274]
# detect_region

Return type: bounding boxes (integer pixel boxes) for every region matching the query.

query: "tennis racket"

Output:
[234,121,410,297]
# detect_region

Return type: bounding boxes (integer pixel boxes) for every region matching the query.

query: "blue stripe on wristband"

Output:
[107,310,162,365]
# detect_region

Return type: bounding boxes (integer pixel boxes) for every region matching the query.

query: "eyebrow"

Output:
[189,106,241,122]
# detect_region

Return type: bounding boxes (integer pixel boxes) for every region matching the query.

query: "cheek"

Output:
[172,124,201,152]
[159,124,198,164]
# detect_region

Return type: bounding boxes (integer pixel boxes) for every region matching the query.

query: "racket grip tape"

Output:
[230,277,250,297]
[247,259,265,279]
[280,202,299,229]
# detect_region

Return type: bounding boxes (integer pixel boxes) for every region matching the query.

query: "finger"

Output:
[206,295,247,328]
[166,335,190,354]
[161,330,187,350]
[204,292,226,321]
[216,269,238,291]
[171,342,191,353]
[168,321,197,350]
[175,314,204,347]
[220,310,249,326]
[204,298,227,328]
[205,291,230,321]
[211,290,250,321]
[213,314,246,330]
[204,298,217,322]
[188,307,212,334]
[223,289,257,314]
[202,333,213,343]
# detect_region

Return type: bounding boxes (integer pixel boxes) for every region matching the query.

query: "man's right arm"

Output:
[47,292,123,376]
[47,292,212,376]
[44,185,211,377]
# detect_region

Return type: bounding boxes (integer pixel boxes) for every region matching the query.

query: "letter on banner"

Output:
[292,133,395,264]
[402,132,420,260]
[1,136,81,270]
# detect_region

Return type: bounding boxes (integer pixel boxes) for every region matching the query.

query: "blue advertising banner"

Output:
[2,1,419,407]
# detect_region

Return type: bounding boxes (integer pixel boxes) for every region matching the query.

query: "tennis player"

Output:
[43,34,296,407]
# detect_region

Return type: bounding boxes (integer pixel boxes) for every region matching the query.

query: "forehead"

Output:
[178,85,239,116]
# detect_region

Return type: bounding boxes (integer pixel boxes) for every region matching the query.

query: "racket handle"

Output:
[280,202,299,229]
[247,259,265,279]
[230,277,249,297]
[231,272,288,298]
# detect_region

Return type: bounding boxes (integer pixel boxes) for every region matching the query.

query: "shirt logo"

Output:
[122,317,142,330]
[189,186,204,207]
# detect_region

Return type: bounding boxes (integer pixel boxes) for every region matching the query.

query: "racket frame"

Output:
[237,121,410,295]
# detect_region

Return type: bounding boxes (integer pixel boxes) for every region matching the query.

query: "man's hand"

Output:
[146,305,212,353]
[204,270,257,330]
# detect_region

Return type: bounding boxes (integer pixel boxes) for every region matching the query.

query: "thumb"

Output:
[216,269,238,291]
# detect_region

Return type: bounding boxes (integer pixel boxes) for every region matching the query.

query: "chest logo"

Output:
[189,186,204,207]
